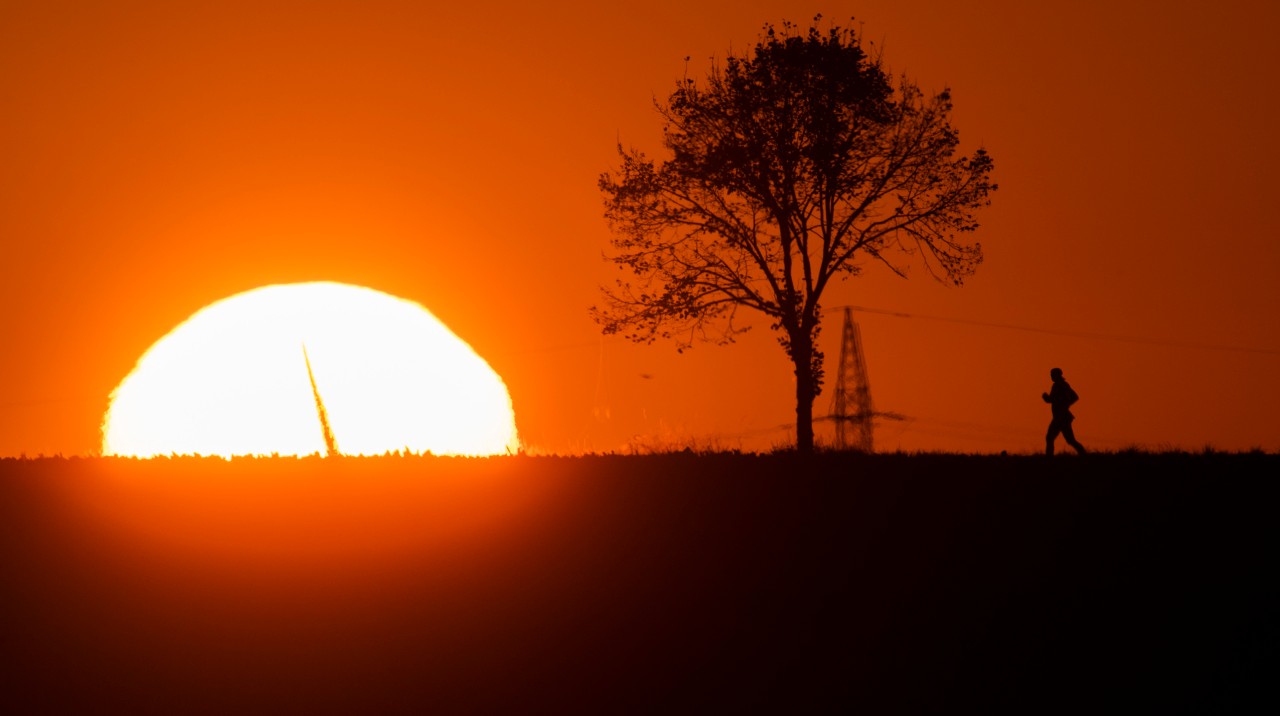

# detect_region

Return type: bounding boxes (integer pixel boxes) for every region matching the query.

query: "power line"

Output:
[696,412,1136,452]
[0,395,107,408]
[836,304,1280,356]
[498,305,1278,360]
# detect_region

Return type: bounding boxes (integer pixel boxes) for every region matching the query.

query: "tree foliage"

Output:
[594,18,996,452]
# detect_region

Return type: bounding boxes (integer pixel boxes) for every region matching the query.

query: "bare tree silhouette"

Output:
[594,17,997,453]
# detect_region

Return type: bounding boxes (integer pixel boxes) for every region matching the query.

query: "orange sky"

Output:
[2,0,1278,456]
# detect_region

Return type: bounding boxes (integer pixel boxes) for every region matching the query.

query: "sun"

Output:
[102,282,520,458]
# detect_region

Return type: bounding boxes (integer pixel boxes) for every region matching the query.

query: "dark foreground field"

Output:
[2,452,1276,714]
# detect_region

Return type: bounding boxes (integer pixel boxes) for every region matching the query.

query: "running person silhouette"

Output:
[1043,367,1086,455]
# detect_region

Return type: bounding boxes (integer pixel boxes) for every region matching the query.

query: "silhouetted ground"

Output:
[2,452,1275,714]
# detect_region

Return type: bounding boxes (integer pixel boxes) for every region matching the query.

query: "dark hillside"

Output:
[2,453,1275,714]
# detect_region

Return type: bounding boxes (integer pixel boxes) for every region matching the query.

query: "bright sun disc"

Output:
[102,282,519,458]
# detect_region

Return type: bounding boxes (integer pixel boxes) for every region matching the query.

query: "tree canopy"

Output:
[594,18,996,453]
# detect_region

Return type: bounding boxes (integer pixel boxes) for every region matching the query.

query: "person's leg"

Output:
[1046,422,1060,455]
[1063,422,1086,454]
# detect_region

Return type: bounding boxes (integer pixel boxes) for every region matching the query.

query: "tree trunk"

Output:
[792,336,817,454]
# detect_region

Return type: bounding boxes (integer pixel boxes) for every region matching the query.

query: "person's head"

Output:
[1050,367,1064,381]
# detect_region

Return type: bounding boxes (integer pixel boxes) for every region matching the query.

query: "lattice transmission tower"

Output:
[829,307,876,452]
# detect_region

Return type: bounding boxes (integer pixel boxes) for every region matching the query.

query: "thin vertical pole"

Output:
[303,343,339,457]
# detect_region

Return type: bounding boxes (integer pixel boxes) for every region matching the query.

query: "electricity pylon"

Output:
[830,307,875,452]
[303,343,340,457]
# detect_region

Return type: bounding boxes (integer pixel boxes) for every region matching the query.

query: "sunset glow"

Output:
[3,1,1278,458]
[102,282,519,457]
